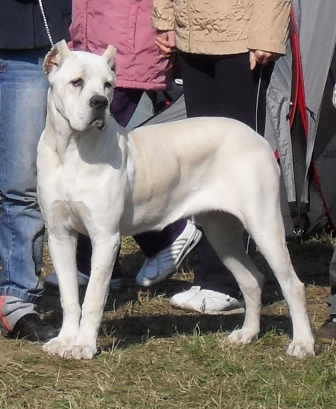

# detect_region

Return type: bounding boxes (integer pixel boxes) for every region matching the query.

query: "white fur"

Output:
[37,40,315,359]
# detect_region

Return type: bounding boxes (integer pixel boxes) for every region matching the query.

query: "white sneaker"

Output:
[172,288,245,315]
[44,271,121,290]
[136,221,202,287]
[170,286,201,306]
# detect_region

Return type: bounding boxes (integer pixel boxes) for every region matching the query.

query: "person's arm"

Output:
[155,30,176,58]
[249,49,281,70]
[248,0,291,70]
[152,0,176,58]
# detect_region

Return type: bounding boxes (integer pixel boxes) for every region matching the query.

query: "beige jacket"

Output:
[152,0,291,55]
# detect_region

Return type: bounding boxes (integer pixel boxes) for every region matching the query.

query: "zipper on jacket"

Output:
[187,2,192,51]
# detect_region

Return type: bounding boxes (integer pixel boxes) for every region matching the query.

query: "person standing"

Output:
[142,0,291,313]
[0,0,71,341]
[45,0,202,289]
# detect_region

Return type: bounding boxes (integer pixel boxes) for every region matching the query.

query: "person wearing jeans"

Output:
[0,0,71,341]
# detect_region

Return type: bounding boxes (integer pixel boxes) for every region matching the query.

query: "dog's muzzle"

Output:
[89,95,109,130]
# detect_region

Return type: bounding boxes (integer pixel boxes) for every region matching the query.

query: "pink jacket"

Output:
[69,0,172,90]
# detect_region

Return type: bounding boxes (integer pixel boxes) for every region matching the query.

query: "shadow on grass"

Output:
[99,312,293,352]
[41,275,294,354]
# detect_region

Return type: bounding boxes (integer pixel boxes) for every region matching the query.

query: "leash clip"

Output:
[292,227,304,244]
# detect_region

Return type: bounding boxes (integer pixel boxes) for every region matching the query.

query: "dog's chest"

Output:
[60,161,101,202]
[57,152,118,213]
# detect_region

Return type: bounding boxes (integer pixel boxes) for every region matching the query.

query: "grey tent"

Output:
[132,0,336,237]
[265,0,336,236]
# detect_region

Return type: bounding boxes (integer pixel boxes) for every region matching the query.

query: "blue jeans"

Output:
[0,48,49,305]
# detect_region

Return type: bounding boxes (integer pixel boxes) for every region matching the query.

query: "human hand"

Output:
[155,30,176,58]
[249,49,280,70]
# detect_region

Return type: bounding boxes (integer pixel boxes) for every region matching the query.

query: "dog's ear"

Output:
[43,40,72,75]
[102,45,117,71]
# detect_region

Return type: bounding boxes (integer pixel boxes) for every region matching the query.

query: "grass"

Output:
[0,233,336,408]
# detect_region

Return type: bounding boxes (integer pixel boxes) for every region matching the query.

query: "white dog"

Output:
[37,40,315,360]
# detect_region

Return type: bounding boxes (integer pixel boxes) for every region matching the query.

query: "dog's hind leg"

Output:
[201,212,265,344]
[247,209,315,357]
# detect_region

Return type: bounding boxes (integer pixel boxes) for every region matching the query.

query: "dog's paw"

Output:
[68,344,98,360]
[228,328,257,344]
[43,336,74,357]
[286,341,315,358]
[43,337,98,359]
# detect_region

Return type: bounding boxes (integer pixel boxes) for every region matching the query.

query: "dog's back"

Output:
[120,116,279,235]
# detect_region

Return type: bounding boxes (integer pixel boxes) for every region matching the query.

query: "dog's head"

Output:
[43,40,116,132]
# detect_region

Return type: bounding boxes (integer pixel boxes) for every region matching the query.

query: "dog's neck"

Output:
[43,99,76,160]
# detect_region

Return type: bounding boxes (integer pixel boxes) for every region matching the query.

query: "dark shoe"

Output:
[316,318,336,344]
[9,314,59,342]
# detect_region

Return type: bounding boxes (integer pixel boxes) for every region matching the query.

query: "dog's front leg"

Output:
[67,233,120,359]
[43,230,81,357]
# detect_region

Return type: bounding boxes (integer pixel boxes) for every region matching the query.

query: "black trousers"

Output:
[178,51,273,297]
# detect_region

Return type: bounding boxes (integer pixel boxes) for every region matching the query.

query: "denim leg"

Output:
[0,50,48,304]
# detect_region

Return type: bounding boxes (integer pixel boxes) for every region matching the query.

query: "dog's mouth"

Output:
[90,116,106,130]
[88,95,109,130]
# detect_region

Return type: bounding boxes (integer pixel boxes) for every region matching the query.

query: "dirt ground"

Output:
[0,234,335,408]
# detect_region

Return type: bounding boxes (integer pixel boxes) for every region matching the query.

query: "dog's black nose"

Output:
[89,95,108,110]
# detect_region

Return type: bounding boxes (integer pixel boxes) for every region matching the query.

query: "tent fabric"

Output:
[142,93,187,126]
[265,0,336,234]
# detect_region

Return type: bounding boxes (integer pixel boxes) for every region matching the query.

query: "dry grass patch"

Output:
[0,233,335,408]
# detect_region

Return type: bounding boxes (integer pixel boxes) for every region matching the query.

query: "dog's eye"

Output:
[104,81,113,90]
[71,78,84,87]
